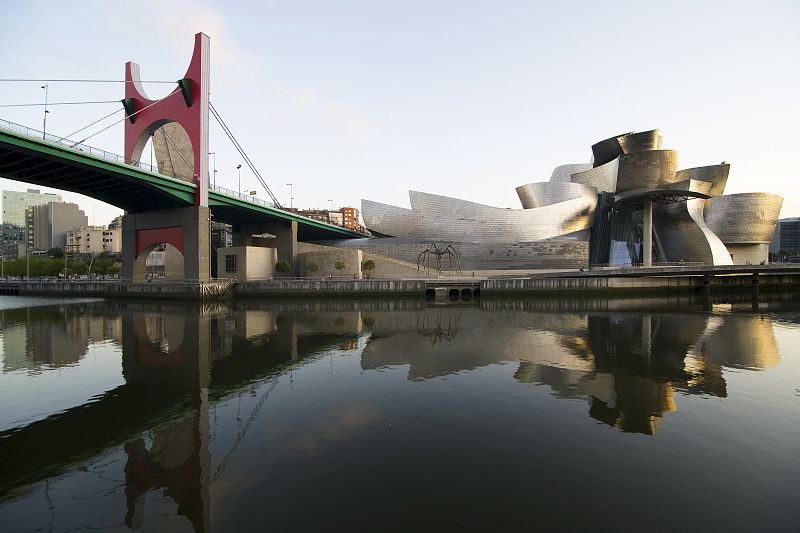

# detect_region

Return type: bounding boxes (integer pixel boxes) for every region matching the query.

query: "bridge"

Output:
[0,119,363,239]
[0,32,365,282]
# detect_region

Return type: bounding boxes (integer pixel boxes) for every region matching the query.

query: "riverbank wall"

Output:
[234,279,426,298]
[3,266,800,300]
[481,272,800,296]
[0,280,234,300]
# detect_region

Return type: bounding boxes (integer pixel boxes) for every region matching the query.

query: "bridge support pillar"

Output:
[122,206,210,282]
[232,221,298,273]
[275,221,298,271]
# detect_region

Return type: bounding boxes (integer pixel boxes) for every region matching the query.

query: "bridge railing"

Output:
[0,117,365,234]
[0,118,193,181]
[210,184,277,209]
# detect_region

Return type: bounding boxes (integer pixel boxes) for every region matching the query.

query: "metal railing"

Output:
[210,183,276,209]
[0,117,368,234]
[0,117,196,180]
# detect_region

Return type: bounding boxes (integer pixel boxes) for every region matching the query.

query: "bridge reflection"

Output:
[0,301,362,530]
[0,296,793,531]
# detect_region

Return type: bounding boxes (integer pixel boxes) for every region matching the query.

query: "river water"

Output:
[0,295,798,532]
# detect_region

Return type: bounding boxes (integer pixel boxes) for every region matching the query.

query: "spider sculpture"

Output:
[417,243,462,276]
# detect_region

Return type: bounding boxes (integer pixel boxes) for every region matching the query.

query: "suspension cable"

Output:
[209,102,282,208]
[160,127,194,171]
[0,100,121,108]
[156,130,178,178]
[0,78,175,84]
[60,108,124,141]
[70,89,180,147]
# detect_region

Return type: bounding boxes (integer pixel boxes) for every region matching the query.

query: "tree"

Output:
[47,247,64,259]
[43,258,63,277]
[70,260,88,275]
[307,262,319,276]
[275,260,291,274]
[362,259,375,277]
[334,261,345,275]
[94,257,114,275]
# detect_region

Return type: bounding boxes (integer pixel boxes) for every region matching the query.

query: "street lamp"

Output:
[41,84,49,139]
[237,164,242,195]
[209,152,217,188]
[286,183,294,209]
[328,199,333,211]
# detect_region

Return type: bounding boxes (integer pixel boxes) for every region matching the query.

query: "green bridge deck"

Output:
[0,120,363,241]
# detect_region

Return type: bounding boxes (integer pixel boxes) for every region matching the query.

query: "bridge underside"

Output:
[0,133,193,213]
[0,128,362,241]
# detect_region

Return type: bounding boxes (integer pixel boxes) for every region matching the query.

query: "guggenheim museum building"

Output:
[334,129,783,271]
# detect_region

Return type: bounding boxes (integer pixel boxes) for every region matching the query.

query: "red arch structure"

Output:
[124,32,210,207]
[120,34,211,283]
[135,226,184,257]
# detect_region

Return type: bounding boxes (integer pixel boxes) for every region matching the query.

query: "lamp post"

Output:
[328,199,333,211]
[237,164,242,195]
[286,183,293,209]
[209,152,217,188]
[41,84,49,139]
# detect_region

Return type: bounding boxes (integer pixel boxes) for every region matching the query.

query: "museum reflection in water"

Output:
[0,296,789,531]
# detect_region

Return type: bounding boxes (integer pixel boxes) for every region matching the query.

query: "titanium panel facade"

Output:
[615,150,680,193]
[353,127,782,271]
[704,193,783,244]
[591,129,660,167]
[618,129,661,156]
[368,191,597,243]
[361,200,427,238]
[549,163,592,183]
[516,182,598,209]
[654,198,733,265]
[675,164,729,197]
[570,157,619,193]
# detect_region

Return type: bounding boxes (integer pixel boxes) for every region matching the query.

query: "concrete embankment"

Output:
[482,272,800,296]
[3,266,800,300]
[1,281,233,300]
[235,279,427,298]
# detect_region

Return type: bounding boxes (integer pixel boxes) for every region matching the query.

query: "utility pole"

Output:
[41,84,49,139]
[209,152,217,188]
[286,183,294,209]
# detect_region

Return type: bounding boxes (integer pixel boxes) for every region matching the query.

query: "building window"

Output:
[225,254,237,273]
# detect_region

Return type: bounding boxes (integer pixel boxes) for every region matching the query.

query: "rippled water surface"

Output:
[1,296,798,532]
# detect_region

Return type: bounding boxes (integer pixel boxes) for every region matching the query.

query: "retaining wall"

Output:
[5,281,232,300]
[482,273,800,295]
[236,279,426,298]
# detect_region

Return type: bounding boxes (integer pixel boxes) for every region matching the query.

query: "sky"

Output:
[1,0,799,225]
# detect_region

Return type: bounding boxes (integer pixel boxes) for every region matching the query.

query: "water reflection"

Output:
[0,296,795,531]
[1,304,121,371]
[360,302,783,435]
